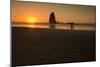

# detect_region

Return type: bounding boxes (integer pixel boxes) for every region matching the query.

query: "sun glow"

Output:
[27,16,37,23]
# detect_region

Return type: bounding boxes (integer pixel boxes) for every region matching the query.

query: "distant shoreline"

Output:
[12,22,96,25]
[12,27,95,31]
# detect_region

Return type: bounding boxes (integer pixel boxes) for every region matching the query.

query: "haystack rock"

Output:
[49,12,56,24]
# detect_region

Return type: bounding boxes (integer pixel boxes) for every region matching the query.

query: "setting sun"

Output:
[27,16,37,23]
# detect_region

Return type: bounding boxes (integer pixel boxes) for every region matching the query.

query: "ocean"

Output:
[12,23,95,30]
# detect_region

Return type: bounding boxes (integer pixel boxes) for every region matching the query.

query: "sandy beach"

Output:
[12,27,96,66]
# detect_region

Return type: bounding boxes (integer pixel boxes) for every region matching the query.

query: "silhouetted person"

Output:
[67,22,74,30]
[49,12,56,29]
[71,23,74,30]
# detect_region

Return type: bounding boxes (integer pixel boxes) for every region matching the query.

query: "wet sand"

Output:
[12,27,96,66]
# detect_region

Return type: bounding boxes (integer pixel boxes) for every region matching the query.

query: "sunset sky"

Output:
[12,1,96,23]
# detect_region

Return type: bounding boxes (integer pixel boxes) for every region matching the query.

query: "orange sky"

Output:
[12,1,96,23]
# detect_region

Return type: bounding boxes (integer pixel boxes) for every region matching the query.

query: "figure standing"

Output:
[67,22,74,30]
[71,23,74,30]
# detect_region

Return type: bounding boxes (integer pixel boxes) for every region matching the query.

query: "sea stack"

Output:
[49,12,56,29]
[49,12,56,24]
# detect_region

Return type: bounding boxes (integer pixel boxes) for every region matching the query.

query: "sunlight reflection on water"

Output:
[12,24,95,30]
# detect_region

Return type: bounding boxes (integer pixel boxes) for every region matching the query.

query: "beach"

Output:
[12,27,96,66]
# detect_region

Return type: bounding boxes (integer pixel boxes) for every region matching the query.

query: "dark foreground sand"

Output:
[12,27,96,66]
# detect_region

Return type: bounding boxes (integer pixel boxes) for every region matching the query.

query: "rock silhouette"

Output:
[49,12,56,29]
[49,12,56,23]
